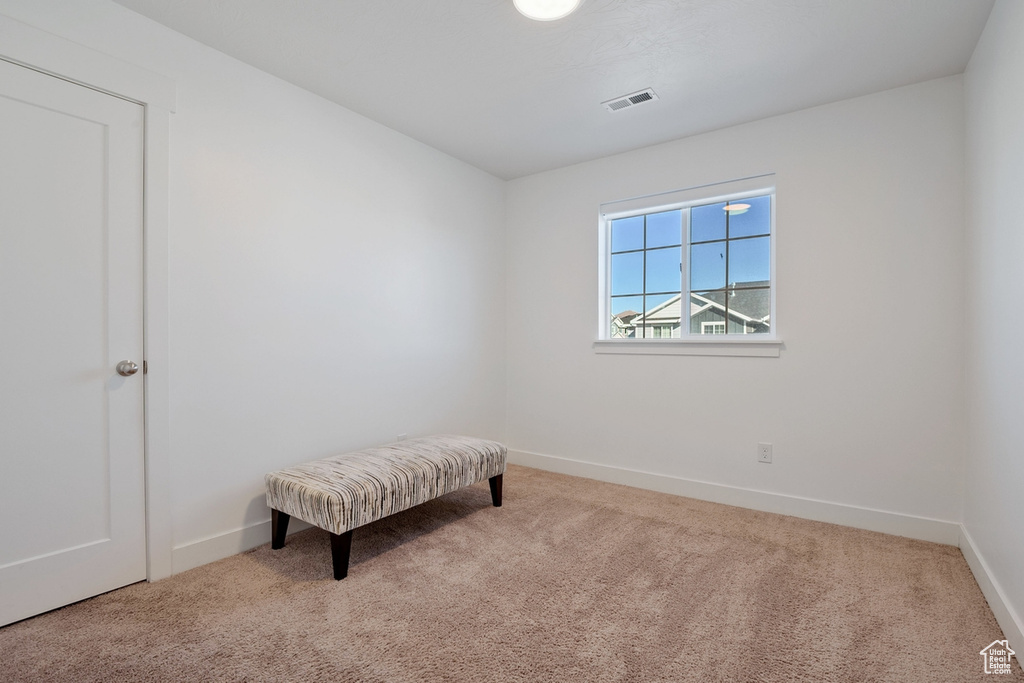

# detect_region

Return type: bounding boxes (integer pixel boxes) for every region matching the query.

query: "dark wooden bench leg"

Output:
[271,509,290,549]
[488,474,503,507]
[330,530,353,580]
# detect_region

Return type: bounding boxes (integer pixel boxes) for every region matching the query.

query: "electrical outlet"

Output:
[758,442,773,463]
[397,433,407,441]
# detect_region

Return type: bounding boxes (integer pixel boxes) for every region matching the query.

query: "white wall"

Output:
[506,77,967,528]
[0,1,506,568]
[963,0,1024,651]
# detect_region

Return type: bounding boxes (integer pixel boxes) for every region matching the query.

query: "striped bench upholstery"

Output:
[265,435,506,579]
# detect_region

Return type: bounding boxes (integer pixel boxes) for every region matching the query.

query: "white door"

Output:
[0,59,146,626]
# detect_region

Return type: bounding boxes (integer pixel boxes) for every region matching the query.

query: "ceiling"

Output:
[112,0,995,180]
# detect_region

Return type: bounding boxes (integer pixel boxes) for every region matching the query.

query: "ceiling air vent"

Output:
[602,88,658,113]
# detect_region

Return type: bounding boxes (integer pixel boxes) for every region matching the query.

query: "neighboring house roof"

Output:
[611,310,640,324]
[637,298,681,324]
[631,281,770,329]
[691,292,770,327]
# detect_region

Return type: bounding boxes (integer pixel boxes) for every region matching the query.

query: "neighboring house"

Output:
[610,310,640,338]
[617,281,771,338]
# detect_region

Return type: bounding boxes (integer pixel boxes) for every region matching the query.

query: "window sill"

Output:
[593,338,783,357]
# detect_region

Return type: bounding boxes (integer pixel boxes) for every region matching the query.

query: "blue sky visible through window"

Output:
[610,195,771,327]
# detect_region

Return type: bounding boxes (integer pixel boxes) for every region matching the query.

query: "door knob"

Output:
[116,360,139,377]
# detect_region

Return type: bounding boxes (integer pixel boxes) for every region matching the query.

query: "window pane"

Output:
[611,251,643,295]
[691,201,726,243]
[646,210,682,248]
[729,287,771,334]
[690,240,726,291]
[726,195,771,238]
[645,292,676,310]
[637,292,677,339]
[691,288,770,334]
[690,291,726,334]
[611,295,644,316]
[611,215,643,252]
[728,236,770,286]
[645,246,681,294]
[610,296,643,338]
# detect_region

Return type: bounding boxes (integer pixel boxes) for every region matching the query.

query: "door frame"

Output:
[1,14,176,580]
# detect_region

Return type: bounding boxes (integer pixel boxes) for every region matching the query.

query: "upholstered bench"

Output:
[265,435,506,580]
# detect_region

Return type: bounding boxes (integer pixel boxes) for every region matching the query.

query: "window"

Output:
[608,209,682,339]
[701,321,726,335]
[599,175,776,347]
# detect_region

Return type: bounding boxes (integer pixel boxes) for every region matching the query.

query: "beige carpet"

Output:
[2,464,1019,682]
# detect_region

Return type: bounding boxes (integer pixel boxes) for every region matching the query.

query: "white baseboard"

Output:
[171,518,312,575]
[958,526,1024,655]
[508,449,961,545]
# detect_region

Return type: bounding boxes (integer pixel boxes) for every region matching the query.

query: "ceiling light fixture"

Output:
[513,0,584,21]
[723,203,751,214]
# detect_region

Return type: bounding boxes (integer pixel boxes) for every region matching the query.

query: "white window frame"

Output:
[701,321,726,335]
[595,174,781,357]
